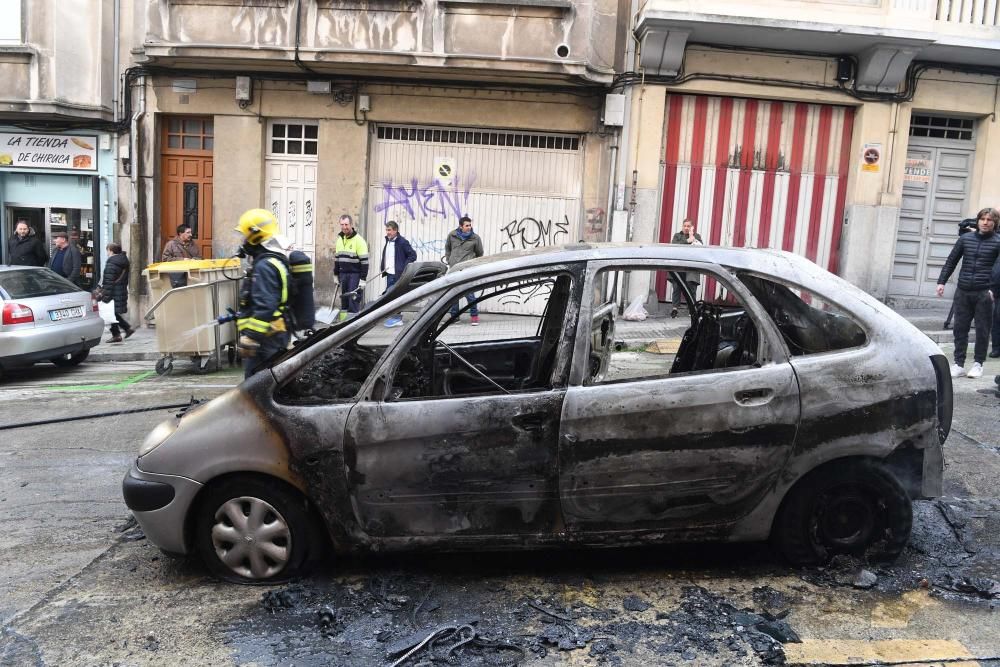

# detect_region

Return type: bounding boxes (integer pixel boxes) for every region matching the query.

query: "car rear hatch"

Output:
[0,269,95,335]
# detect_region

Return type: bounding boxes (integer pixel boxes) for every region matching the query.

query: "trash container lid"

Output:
[144,258,241,273]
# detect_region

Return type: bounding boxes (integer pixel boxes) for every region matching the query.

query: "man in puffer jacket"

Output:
[936,207,1000,379]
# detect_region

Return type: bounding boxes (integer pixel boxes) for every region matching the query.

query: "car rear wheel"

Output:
[51,348,90,367]
[772,460,912,565]
[195,476,315,583]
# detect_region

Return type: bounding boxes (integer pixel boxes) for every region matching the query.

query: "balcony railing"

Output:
[935,0,1000,26]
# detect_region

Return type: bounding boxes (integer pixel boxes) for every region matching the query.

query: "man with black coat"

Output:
[936,207,1000,379]
[7,221,48,266]
[48,232,82,285]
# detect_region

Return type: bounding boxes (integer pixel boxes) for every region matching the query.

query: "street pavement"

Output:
[1,302,998,666]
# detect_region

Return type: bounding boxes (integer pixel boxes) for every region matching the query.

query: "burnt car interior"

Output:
[738,273,867,355]
[588,267,762,384]
[276,272,575,404]
[391,273,575,399]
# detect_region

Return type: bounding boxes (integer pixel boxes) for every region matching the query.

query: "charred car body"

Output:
[123,245,950,582]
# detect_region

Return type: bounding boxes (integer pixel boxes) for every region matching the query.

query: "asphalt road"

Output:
[0,355,998,666]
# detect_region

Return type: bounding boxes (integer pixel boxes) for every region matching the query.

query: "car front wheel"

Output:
[194,476,316,583]
[772,460,912,565]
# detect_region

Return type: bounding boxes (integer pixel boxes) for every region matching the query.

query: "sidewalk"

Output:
[89,302,964,364]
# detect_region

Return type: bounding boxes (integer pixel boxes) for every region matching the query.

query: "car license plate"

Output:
[50,306,84,321]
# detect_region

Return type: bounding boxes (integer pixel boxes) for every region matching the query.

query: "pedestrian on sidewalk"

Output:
[48,232,82,286]
[935,207,1000,379]
[6,221,47,266]
[99,243,134,343]
[161,224,202,288]
[445,215,484,324]
[380,220,416,328]
[334,214,369,320]
[670,218,703,318]
[943,218,977,330]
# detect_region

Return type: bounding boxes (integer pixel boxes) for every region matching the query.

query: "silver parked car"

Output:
[0,266,104,380]
[124,245,950,582]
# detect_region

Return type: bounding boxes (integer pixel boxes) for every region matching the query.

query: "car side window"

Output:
[587,267,761,385]
[274,318,411,405]
[738,273,867,356]
[386,273,575,400]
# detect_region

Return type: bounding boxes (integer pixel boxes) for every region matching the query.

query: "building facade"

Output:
[0,0,119,291]
[627,0,1000,305]
[5,0,997,315]
[121,0,626,308]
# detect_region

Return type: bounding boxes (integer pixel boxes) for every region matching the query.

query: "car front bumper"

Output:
[122,462,203,555]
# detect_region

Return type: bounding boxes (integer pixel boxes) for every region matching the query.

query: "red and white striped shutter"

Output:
[656,94,855,299]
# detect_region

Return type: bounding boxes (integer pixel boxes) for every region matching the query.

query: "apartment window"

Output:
[0,0,21,44]
[269,122,318,156]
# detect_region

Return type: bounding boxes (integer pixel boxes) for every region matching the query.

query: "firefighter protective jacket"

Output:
[334,231,369,276]
[238,255,289,342]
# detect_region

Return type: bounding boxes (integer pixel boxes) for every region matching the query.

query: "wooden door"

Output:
[160,116,214,260]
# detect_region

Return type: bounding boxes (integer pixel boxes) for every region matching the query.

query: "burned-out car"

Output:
[123,244,950,582]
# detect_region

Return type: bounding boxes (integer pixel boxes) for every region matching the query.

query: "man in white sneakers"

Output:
[935,207,1000,379]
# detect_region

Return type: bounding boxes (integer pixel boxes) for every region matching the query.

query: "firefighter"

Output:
[231,209,291,378]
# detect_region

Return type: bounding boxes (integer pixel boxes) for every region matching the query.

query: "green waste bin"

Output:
[143,258,243,374]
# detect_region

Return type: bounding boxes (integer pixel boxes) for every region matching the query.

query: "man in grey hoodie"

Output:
[444,215,485,324]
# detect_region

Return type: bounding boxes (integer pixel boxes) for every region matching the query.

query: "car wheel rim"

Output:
[211,496,292,580]
[816,488,877,550]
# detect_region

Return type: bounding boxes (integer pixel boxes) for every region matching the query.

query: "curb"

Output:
[89,350,162,362]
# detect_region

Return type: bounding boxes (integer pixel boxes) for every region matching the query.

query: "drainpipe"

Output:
[610,0,640,310]
[107,0,120,277]
[128,74,146,307]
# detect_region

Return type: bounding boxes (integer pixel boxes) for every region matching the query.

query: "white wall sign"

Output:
[0,132,98,171]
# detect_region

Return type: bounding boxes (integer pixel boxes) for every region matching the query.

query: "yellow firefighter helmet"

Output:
[235,209,279,245]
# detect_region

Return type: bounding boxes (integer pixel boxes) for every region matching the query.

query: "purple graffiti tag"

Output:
[373,173,476,224]
[437,174,475,220]
[375,179,419,224]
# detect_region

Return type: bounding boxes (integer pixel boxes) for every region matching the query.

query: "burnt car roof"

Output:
[444,244,848,298]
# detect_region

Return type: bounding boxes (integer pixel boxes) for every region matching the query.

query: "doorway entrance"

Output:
[890,115,976,299]
[160,116,214,260]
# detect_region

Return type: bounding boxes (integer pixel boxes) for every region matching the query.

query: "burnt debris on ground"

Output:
[223,565,805,666]
[220,498,997,665]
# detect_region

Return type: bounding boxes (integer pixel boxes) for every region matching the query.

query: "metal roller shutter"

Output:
[656,94,855,299]
[367,124,583,314]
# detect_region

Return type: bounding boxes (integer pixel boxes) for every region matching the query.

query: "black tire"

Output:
[194,476,315,583]
[191,356,213,374]
[154,357,173,376]
[772,460,912,565]
[51,348,89,367]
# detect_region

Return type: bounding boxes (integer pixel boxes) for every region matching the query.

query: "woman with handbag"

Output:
[99,243,134,342]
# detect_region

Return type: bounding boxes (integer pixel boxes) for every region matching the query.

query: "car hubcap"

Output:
[211,496,291,579]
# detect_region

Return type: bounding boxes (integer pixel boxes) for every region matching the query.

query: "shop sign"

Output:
[0,132,98,172]
[903,157,931,183]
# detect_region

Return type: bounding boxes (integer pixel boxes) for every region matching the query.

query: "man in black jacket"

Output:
[7,222,48,266]
[48,232,82,285]
[936,207,1000,379]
